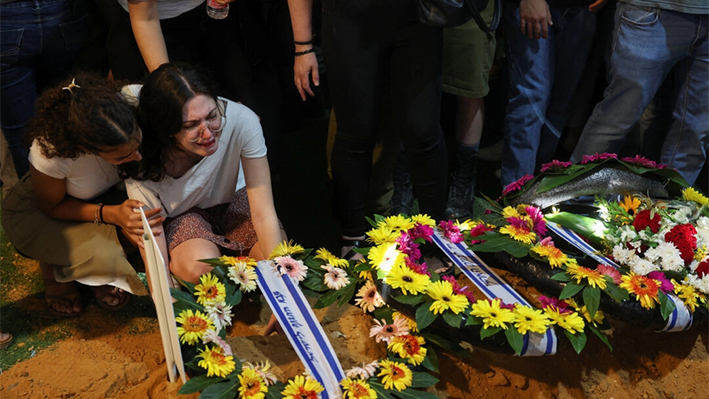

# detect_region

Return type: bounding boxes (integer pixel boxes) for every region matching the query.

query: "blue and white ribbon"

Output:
[433,231,557,356]
[546,222,693,332]
[256,261,345,398]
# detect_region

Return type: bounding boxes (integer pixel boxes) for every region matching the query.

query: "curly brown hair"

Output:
[27,72,138,160]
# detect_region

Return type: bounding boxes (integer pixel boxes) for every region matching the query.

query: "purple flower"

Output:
[525,206,548,237]
[580,152,618,164]
[501,174,534,196]
[439,220,464,244]
[540,159,572,173]
[397,232,422,262]
[621,155,659,169]
[648,271,674,294]
[409,223,434,243]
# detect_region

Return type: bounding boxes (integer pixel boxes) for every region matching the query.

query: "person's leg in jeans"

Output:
[570,3,689,163]
[391,13,447,221]
[661,16,708,186]
[536,6,596,168]
[324,0,388,241]
[500,3,556,187]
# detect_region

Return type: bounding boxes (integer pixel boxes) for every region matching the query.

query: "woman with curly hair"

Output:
[1,73,162,316]
[122,63,285,284]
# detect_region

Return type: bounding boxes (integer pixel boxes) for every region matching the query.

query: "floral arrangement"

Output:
[172,241,440,399]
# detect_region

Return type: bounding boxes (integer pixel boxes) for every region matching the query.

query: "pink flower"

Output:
[648,271,674,294]
[540,160,572,173]
[621,155,659,169]
[409,223,434,243]
[396,232,421,261]
[501,174,534,196]
[273,256,308,281]
[405,257,431,276]
[596,264,621,285]
[525,206,548,237]
[442,275,475,303]
[581,152,618,164]
[369,318,410,344]
[539,295,573,314]
[439,220,464,244]
[469,224,492,245]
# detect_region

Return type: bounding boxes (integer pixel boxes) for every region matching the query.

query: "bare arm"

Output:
[128,0,169,72]
[242,156,283,259]
[287,0,319,100]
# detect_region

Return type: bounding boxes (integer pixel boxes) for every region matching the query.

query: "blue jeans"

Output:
[1,0,87,178]
[571,3,709,185]
[501,4,597,187]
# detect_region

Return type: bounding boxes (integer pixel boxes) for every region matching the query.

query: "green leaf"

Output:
[421,345,439,373]
[411,371,439,388]
[659,291,677,320]
[336,281,358,307]
[420,331,473,359]
[366,215,379,228]
[392,293,425,306]
[442,312,463,329]
[302,274,329,292]
[171,288,205,312]
[582,286,601,319]
[559,282,584,300]
[544,212,607,246]
[177,375,223,394]
[199,380,238,399]
[602,281,629,302]
[415,304,437,330]
[479,326,502,340]
[564,330,587,354]
[369,381,396,399]
[225,288,242,308]
[504,327,524,356]
[265,382,286,399]
[314,288,341,309]
[586,323,612,352]
[466,315,482,326]
[550,272,571,282]
[391,389,441,399]
[468,233,529,257]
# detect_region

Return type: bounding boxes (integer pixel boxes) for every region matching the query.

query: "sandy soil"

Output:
[1,256,708,399]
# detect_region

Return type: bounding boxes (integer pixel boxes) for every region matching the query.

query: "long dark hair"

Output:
[28,73,138,159]
[120,63,220,181]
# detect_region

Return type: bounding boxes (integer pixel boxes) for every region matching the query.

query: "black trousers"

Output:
[323,0,448,236]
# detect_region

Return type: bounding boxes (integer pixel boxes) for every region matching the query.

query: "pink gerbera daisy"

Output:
[273,256,308,281]
[369,317,410,344]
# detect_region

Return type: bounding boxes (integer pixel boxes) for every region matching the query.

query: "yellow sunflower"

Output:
[386,264,430,295]
[427,280,469,315]
[619,195,642,215]
[197,346,236,378]
[340,378,377,399]
[377,360,413,391]
[195,273,226,305]
[176,309,214,345]
[470,298,515,330]
[388,334,427,366]
[512,305,550,335]
[238,367,268,399]
[281,375,324,399]
[683,187,709,206]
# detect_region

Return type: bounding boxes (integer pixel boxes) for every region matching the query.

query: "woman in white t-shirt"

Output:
[122,63,285,284]
[1,74,163,316]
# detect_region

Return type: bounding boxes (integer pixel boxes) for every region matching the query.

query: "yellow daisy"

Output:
[269,240,305,259]
[673,280,702,313]
[499,225,537,244]
[566,298,605,326]
[238,367,268,399]
[386,264,430,295]
[427,280,469,315]
[411,214,436,227]
[379,215,415,232]
[565,264,608,290]
[531,242,573,269]
[545,308,585,334]
[219,255,257,268]
[367,243,406,272]
[377,359,413,391]
[393,311,418,333]
[619,195,642,215]
[512,305,550,335]
[340,378,377,399]
[366,225,398,245]
[281,375,324,399]
[314,248,350,268]
[197,346,236,378]
[470,298,515,330]
[176,309,214,345]
[683,187,709,206]
[194,273,226,306]
[501,206,522,219]
[387,334,427,366]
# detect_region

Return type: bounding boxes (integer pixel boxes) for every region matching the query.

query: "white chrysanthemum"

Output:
[613,244,636,264]
[205,301,233,331]
[644,241,684,273]
[686,274,709,295]
[696,226,709,248]
[698,216,709,229]
[629,257,658,276]
[618,227,637,244]
[321,264,350,290]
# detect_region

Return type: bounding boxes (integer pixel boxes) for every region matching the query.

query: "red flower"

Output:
[632,209,661,233]
[469,224,492,245]
[664,224,698,266]
[696,260,709,278]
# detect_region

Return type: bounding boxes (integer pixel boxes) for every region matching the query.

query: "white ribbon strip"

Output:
[256,261,345,399]
[140,209,186,384]
[546,222,693,332]
[433,231,557,356]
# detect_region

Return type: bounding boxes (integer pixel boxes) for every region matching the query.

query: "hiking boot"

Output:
[445,145,478,221]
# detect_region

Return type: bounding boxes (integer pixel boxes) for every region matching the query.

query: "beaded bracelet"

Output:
[294,48,315,57]
[94,203,104,225]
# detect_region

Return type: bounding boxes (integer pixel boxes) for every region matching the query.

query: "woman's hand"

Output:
[103,200,164,245]
[294,50,319,101]
[519,0,553,40]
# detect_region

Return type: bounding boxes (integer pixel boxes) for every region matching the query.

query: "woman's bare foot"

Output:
[40,262,83,317]
[94,285,131,311]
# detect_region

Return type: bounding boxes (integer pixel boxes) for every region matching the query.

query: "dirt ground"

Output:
[1,254,708,399]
